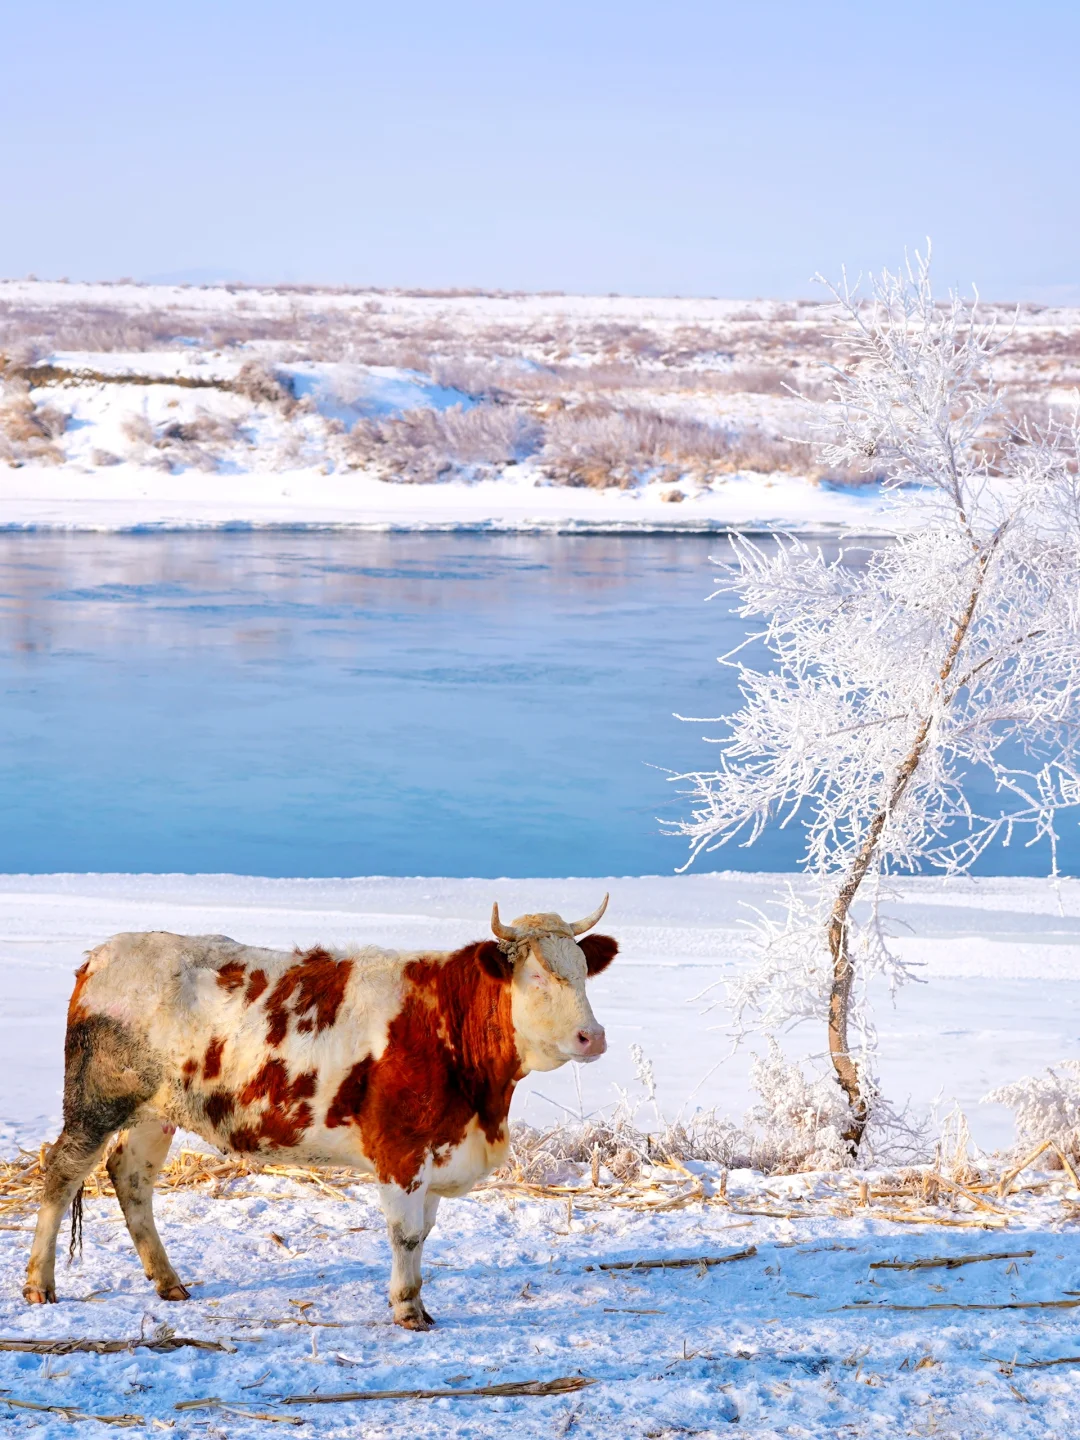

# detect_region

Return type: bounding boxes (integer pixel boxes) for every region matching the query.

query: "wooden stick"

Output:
[584,1245,757,1273]
[172,1397,302,1423]
[1051,1144,1080,1194]
[277,1376,598,1405]
[867,1210,1007,1229]
[869,1249,1034,1272]
[997,1139,1052,1198]
[836,1297,1080,1313]
[933,1173,1010,1215]
[0,1335,235,1355]
[1007,1355,1080,1369]
[0,1397,144,1426]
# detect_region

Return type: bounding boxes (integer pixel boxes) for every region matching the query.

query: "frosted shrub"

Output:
[743,1041,852,1173]
[119,408,240,472]
[670,250,1080,1155]
[985,1061,1080,1163]
[502,1041,863,1183]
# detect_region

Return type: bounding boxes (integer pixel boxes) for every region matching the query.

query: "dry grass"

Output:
[343,403,542,482]
[0,1106,1075,1237]
[118,407,243,472]
[537,404,816,489]
[0,378,66,465]
[234,358,294,408]
[538,404,730,489]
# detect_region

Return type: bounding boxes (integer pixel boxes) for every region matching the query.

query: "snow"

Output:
[0,872,1079,1434]
[5,1171,1080,1437]
[284,363,476,429]
[0,462,893,535]
[9,277,1075,535]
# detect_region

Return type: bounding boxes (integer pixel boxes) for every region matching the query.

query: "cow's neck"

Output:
[405,945,521,1137]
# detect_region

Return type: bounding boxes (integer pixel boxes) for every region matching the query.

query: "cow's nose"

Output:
[575,1026,607,1058]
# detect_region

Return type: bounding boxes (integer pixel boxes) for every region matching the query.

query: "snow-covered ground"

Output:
[3,1166,1080,1438]
[0,872,1079,1435]
[0,461,891,535]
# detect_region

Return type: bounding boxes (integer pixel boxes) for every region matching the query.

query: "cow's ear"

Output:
[475,940,513,980]
[579,933,618,976]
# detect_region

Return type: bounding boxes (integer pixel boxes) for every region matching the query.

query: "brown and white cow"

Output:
[24,897,618,1328]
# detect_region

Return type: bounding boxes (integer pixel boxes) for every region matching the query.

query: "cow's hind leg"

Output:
[107,1120,187,1300]
[380,1185,441,1330]
[24,1127,111,1304]
[26,1009,161,1305]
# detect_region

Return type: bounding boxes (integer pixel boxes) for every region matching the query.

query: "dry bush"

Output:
[233,358,294,408]
[539,403,734,488]
[344,403,542,482]
[503,1042,858,1184]
[1003,331,1080,363]
[0,379,66,464]
[120,413,156,448]
[710,365,797,396]
[158,409,241,447]
[119,407,239,472]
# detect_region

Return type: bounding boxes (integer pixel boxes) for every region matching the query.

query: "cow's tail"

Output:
[68,1184,84,1264]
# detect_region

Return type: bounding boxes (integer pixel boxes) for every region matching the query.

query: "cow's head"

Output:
[484,895,618,1074]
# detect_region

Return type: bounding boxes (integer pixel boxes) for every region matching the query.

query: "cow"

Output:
[23,896,618,1328]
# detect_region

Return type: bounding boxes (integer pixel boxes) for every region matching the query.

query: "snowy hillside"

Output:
[2,280,1077,533]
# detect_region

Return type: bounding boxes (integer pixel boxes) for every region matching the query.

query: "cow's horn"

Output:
[491,902,519,941]
[569,893,609,935]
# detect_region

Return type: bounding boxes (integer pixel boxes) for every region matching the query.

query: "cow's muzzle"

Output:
[565,1025,607,1061]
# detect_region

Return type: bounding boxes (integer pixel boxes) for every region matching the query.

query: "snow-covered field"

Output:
[4,280,1078,535]
[0,873,1078,1436]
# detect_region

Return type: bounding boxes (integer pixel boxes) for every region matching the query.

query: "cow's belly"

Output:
[149,1094,507,1196]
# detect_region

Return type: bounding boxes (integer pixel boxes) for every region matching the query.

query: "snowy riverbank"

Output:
[0,462,893,535]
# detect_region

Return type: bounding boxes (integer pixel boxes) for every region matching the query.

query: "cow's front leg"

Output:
[378,1184,440,1330]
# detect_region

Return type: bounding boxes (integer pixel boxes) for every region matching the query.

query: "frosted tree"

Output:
[671,252,1080,1155]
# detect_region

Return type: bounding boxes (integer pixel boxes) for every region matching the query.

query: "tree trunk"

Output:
[826,546,995,1154]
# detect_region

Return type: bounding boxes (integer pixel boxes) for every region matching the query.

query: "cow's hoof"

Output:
[157,1282,190,1301]
[395,1305,434,1331]
[23,1285,56,1305]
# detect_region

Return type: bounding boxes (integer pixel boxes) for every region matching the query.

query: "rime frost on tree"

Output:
[984,1061,1080,1162]
[671,251,1080,1156]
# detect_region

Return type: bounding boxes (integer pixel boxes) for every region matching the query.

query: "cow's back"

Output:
[69,931,408,1167]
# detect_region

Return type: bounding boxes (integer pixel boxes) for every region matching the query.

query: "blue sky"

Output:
[1,0,1076,299]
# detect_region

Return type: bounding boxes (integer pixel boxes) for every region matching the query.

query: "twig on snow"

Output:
[280,1375,598,1405]
[869,1249,1034,1272]
[585,1245,757,1272]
